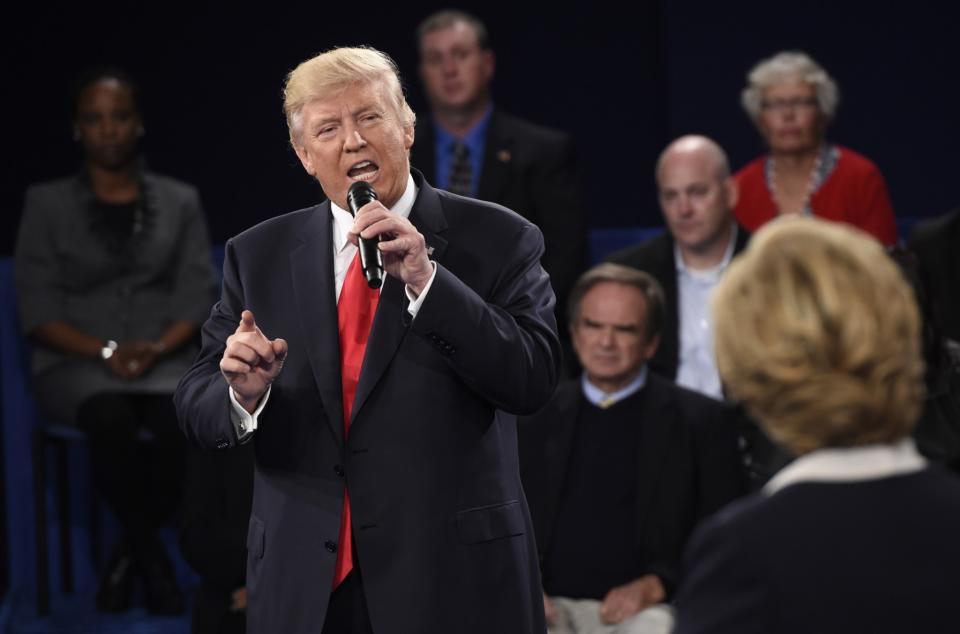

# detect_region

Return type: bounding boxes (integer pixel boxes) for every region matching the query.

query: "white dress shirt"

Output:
[580,365,648,408]
[229,174,437,439]
[674,226,737,400]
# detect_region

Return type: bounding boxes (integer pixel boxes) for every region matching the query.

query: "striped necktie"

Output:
[447,141,473,196]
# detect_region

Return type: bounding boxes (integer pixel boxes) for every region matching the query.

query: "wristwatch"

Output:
[100,340,119,360]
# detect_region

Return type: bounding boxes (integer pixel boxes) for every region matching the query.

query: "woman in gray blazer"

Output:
[14,68,215,615]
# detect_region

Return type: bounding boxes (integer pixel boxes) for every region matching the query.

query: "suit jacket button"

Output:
[324,540,337,553]
[334,464,345,477]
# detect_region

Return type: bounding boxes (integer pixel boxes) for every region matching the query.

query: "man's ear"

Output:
[293,141,314,176]
[643,333,661,361]
[724,177,739,210]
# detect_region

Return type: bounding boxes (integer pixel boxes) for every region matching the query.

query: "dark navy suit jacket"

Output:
[174,171,561,634]
[676,468,960,633]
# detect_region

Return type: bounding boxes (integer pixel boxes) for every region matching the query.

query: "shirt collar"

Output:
[434,105,493,152]
[330,173,418,253]
[674,224,738,281]
[763,438,928,496]
[581,365,648,408]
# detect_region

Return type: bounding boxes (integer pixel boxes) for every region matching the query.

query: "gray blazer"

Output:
[14,170,215,422]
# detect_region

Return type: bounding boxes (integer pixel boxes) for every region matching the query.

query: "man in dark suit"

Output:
[518,263,745,634]
[607,136,748,397]
[174,47,561,634]
[411,10,586,327]
[908,208,960,342]
[607,136,791,489]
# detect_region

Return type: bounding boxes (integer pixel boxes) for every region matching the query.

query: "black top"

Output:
[542,390,644,598]
[676,467,960,633]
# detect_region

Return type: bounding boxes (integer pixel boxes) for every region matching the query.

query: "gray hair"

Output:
[740,51,840,123]
[568,263,665,342]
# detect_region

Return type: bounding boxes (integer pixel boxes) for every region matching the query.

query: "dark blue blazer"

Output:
[174,171,561,634]
[675,468,960,633]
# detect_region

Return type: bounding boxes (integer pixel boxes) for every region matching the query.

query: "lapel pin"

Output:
[497,150,512,163]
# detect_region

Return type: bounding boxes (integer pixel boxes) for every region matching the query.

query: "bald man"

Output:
[608,136,748,399]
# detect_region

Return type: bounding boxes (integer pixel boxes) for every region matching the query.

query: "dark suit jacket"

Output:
[518,376,745,596]
[675,468,960,633]
[174,171,561,634]
[606,226,750,381]
[908,208,960,343]
[411,109,586,322]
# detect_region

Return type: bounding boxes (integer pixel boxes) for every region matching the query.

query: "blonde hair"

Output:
[283,46,416,144]
[712,218,925,455]
[741,50,840,123]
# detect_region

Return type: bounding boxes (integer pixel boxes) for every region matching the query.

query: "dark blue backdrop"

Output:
[2,0,958,256]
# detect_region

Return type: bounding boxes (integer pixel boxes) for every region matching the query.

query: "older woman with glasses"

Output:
[734,51,897,245]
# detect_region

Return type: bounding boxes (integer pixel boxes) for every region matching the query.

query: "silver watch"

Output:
[100,340,119,360]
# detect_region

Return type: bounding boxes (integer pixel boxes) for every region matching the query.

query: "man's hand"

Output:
[543,591,558,627]
[350,200,433,294]
[220,310,288,413]
[598,574,665,624]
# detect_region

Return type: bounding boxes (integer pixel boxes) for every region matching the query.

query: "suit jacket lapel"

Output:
[533,382,581,553]
[634,377,676,534]
[477,110,512,203]
[290,203,346,445]
[351,172,449,424]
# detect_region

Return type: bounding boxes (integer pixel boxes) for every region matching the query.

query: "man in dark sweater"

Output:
[518,264,745,634]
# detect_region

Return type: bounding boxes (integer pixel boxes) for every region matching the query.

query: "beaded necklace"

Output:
[764,144,839,216]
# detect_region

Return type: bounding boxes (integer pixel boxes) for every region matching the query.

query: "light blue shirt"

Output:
[581,365,648,408]
[674,225,737,400]
[433,106,492,196]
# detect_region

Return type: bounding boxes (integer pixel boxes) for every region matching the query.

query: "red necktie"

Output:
[333,253,379,588]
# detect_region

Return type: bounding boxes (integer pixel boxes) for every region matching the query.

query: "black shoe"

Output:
[96,543,137,613]
[140,542,184,615]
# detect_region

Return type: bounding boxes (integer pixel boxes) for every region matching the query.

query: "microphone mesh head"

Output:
[347,181,378,216]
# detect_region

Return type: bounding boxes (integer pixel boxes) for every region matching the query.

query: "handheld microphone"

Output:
[346,181,384,289]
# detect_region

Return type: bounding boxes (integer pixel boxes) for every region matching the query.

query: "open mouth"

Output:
[348,160,379,181]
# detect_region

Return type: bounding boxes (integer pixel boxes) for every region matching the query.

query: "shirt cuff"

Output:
[229,385,272,442]
[405,260,438,318]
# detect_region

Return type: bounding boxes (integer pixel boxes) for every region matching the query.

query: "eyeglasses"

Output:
[760,98,819,113]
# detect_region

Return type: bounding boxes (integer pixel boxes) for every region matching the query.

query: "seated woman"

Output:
[13,68,215,614]
[674,217,960,633]
[735,51,898,245]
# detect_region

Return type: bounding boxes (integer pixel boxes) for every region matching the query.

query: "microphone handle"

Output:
[358,232,384,289]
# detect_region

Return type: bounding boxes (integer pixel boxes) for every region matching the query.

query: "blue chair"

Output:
[0,258,101,616]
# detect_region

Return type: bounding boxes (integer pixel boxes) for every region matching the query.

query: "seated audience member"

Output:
[735,51,897,245]
[413,9,586,328]
[519,264,744,634]
[908,207,960,342]
[607,135,748,398]
[13,68,215,613]
[675,218,960,634]
[180,442,255,634]
[606,136,786,489]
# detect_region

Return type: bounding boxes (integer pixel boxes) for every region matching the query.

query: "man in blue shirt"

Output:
[412,10,587,333]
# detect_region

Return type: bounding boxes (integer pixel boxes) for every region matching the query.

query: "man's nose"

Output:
[344,127,367,152]
[441,55,458,75]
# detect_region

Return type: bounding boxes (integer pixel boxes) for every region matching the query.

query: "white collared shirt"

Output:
[230,173,438,439]
[763,438,928,496]
[674,226,737,400]
[581,365,648,408]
